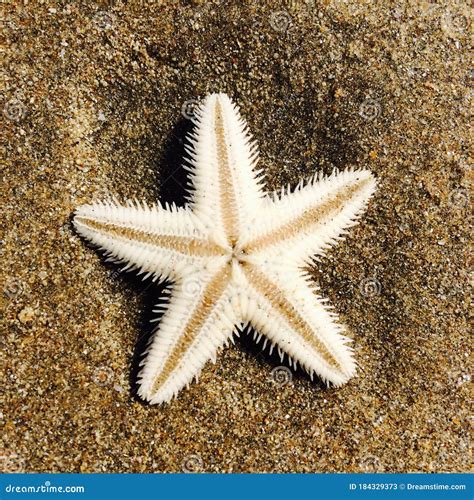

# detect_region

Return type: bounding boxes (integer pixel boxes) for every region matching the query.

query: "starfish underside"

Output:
[74,93,376,404]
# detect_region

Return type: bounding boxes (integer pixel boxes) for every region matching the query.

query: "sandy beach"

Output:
[2,0,471,473]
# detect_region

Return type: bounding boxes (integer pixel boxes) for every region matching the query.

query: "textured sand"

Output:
[1,1,471,473]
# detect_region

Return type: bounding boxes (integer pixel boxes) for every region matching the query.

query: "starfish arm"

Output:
[243,168,377,264]
[239,263,356,385]
[185,93,266,246]
[137,264,240,404]
[73,200,223,281]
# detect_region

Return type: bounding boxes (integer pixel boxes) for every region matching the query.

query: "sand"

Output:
[1,0,471,473]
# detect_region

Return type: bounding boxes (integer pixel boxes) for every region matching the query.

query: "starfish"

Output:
[73,93,377,404]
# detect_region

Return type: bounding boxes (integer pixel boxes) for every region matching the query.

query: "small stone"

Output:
[18,307,35,324]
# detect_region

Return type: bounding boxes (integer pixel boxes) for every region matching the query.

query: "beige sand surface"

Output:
[2,1,471,472]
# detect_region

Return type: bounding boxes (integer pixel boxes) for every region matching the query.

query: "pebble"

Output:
[18,307,35,324]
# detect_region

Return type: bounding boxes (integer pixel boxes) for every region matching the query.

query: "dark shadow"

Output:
[312,101,360,171]
[152,117,195,208]
[235,324,327,390]
[128,278,172,404]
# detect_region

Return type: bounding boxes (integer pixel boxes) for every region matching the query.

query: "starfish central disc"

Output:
[229,245,245,262]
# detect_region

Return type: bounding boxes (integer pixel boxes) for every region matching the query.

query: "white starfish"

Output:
[73,93,377,404]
